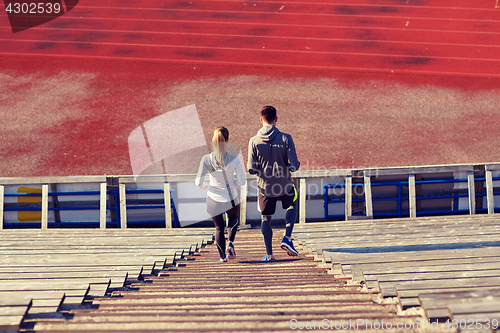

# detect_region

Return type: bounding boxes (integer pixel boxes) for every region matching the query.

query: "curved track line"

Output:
[1,51,499,78]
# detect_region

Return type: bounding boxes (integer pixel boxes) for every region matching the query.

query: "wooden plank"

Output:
[0,248,184,255]
[292,221,500,237]
[451,314,500,328]
[0,185,3,230]
[0,239,205,247]
[300,225,500,242]
[28,306,60,314]
[0,266,144,278]
[363,175,373,218]
[0,291,63,303]
[449,301,500,314]
[380,277,500,292]
[468,171,476,215]
[41,184,48,229]
[0,279,107,292]
[296,233,500,252]
[425,309,451,320]
[0,228,214,236]
[299,178,306,224]
[0,297,32,307]
[399,286,500,299]
[0,165,479,185]
[119,183,127,229]
[408,174,416,218]
[486,170,495,215]
[360,262,500,277]
[344,176,352,220]
[485,163,500,172]
[0,306,30,316]
[364,164,473,177]
[294,216,492,230]
[293,228,500,243]
[291,230,500,244]
[0,271,128,280]
[399,297,420,308]
[62,296,85,305]
[333,250,500,266]
[294,228,500,241]
[120,174,193,183]
[293,169,353,178]
[0,315,24,331]
[31,299,63,308]
[0,242,201,251]
[163,182,172,229]
[0,232,214,241]
[0,255,176,267]
[0,175,107,185]
[420,294,500,316]
[100,182,107,229]
[349,257,500,271]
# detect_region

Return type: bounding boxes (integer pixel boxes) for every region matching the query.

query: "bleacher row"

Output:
[293,214,500,327]
[0,229,214,332]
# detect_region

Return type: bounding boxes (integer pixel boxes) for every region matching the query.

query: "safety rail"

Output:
[2,162,500,228]
[0,176,179,229]
[323,183,365,221]
[1,188,178,229]
[113,188,179,228]
[324,178,476,221]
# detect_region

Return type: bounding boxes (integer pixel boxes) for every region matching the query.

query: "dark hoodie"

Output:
[247,125,300,197]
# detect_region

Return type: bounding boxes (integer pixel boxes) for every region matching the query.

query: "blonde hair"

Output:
[212,126,229,170]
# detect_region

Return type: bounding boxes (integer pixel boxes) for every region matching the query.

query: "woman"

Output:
[195,126,247,262]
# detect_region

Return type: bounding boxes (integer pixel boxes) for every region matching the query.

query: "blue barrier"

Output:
[323,176,500,221]
[3,188,179,228]
[119,189,179,228]
[323,183,365,221]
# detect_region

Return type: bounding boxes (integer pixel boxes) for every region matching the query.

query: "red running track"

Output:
[1,0,500,177]
[1,0,500,77]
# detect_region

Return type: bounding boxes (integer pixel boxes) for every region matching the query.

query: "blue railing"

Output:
[116,189,179,228]
[323,176,499,221]
[3,188,178,228]
[323,183,365,221]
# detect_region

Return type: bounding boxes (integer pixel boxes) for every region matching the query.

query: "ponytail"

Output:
[212,126,229,170]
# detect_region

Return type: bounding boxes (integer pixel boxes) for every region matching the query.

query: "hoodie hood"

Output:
[257,125,280,142]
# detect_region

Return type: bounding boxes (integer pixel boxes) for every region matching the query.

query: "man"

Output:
[247,105,300,261]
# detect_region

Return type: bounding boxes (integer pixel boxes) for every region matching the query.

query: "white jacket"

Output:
[195,152,247,203]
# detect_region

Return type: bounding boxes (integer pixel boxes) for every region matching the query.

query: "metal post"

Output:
[164,182,172,228]
[41,184,49,229]
[486,170,495,214]
[345,176,352,220]
[100,182,107,229]
[0,185,4,230]
[119,183,127,228]
[363,175,373,218]
[468,171,476,215]
[299,178,306,224]
[409,174,416,218]
[239,184,247,227]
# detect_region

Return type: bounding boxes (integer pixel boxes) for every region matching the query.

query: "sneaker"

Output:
[219,257,227,262]
[262,255,276,262]
[280,236,298,256]
[227,241,236,259]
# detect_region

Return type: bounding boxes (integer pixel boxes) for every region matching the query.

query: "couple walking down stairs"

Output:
[26,229,437,333]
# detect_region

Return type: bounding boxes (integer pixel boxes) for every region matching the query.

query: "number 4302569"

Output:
[5,2,62,14]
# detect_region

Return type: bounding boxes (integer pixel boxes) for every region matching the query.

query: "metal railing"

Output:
[2,162,500,228]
